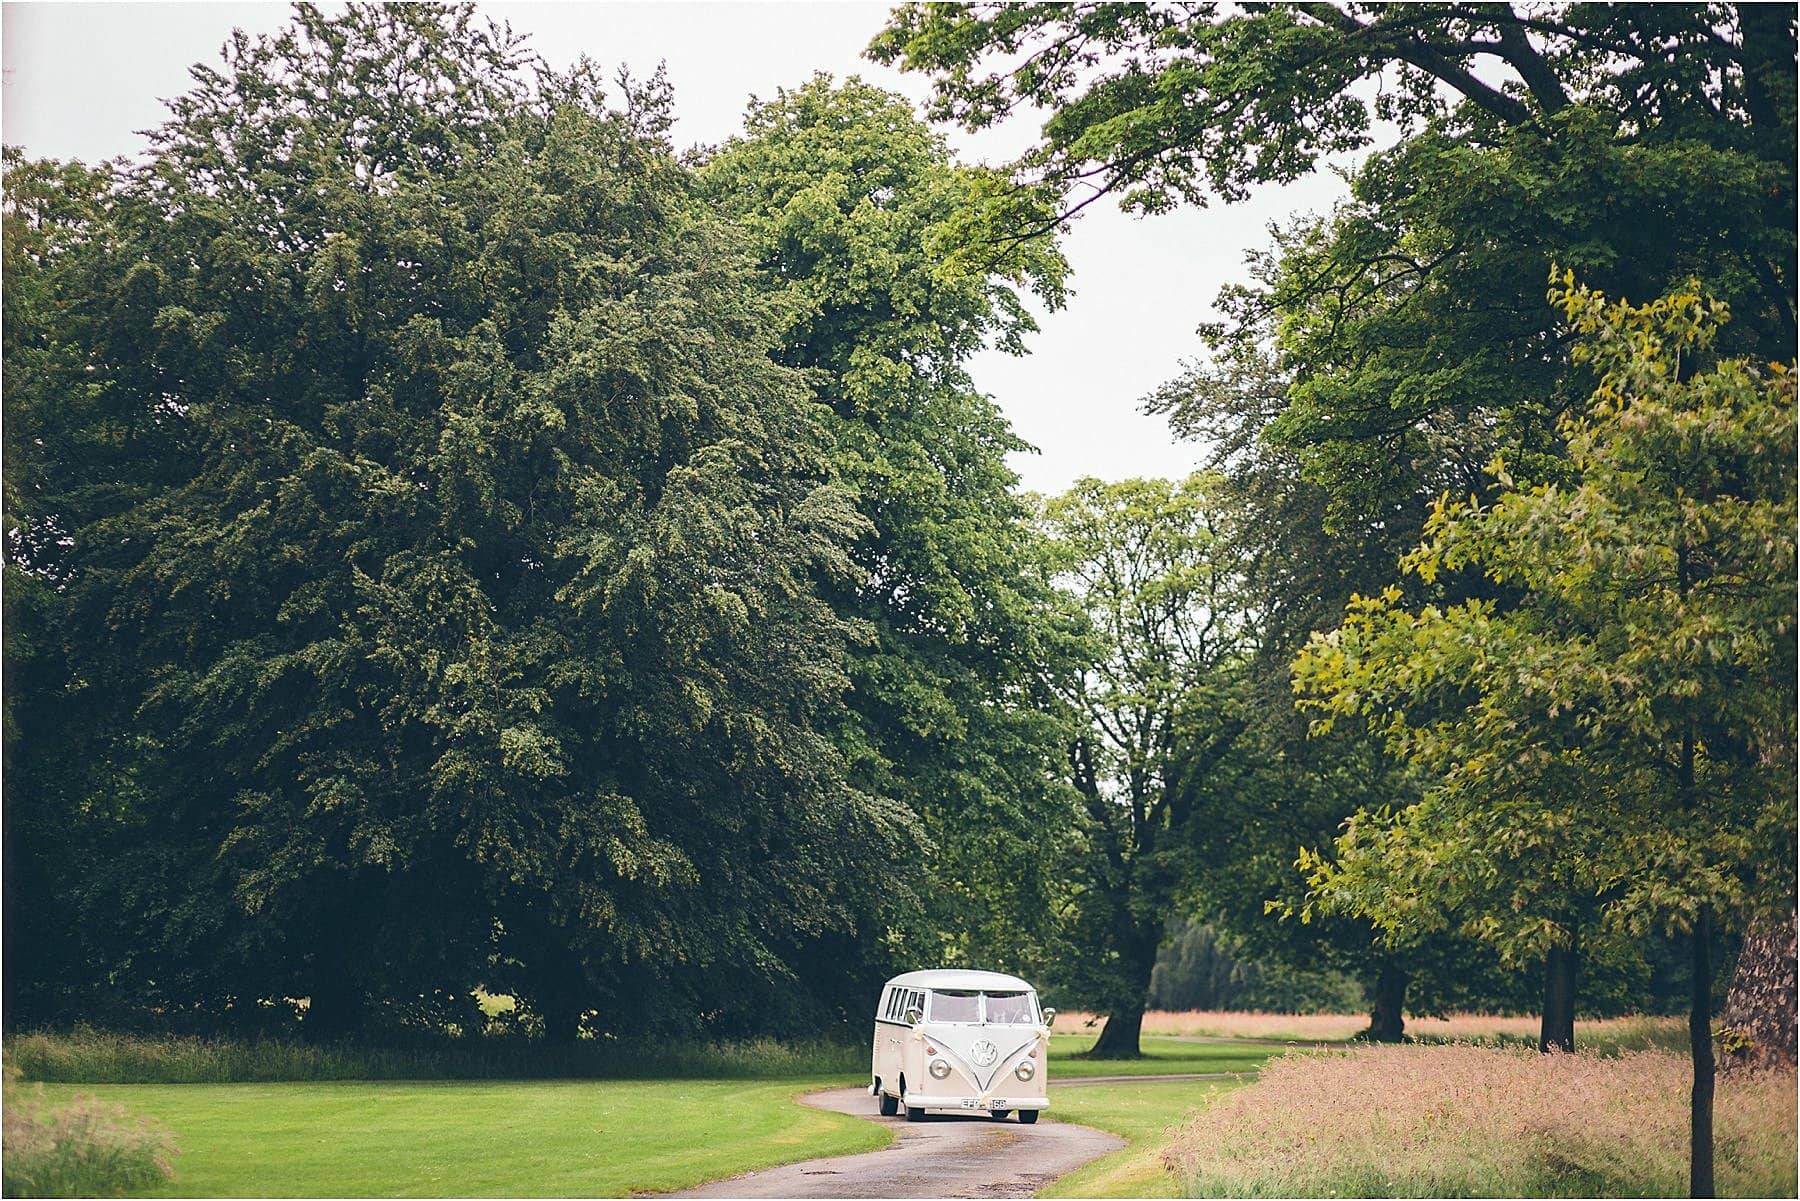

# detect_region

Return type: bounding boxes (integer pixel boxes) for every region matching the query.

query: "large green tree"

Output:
[871,4,1792,280]
[698,77,1082,979]
[1143,345,1540,1042]
[874,1,1794,628]
[1293,278,1797,1195]
[4,4,908,1038]
[876,3,1796,1037]
[1039,474,1256,1056]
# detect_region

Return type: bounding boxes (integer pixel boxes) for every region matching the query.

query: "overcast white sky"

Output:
[1,1,1353,495]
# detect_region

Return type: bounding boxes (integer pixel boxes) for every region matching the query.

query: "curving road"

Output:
[667,1087,1126,1198]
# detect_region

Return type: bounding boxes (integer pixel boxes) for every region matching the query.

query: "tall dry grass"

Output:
[1,1064,178,1198]
[1163,1044,1796,1198]
[1057,1009,1687,1049]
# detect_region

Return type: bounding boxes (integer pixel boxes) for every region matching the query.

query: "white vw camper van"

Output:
[869,969,1055,1122]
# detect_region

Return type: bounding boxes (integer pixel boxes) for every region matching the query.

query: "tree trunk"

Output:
[1539,933,1578,1053]
[1091,921,1161,1058]
[306,972,364,1041]
[541,996,584,1045]
[532,938,589,1045]
[304,905,365,1042]
[1091,1002,1146,1058]
[1359,960,1407,1042]
[1717,913,1797,1074]
[1689,906,1716,1199]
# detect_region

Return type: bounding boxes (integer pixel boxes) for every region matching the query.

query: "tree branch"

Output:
[1485,6,1572,115]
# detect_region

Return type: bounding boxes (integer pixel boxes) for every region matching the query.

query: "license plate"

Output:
[990,1099,1008,1109]
[959,1098,1010,1110]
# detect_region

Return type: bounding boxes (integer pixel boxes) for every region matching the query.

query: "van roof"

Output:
[881,969,1037,991]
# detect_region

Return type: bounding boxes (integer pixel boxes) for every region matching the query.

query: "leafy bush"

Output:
[2,1064,177,1197]
[1164,1044,1796,1198]
[7,1027,865,1084]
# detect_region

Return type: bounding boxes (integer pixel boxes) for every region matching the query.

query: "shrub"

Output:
[1163,1044,1796,1198]
[2,1064,178,1198]
[6,1026,865,1084]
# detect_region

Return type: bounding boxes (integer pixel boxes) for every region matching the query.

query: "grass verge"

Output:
[1164,1044,1798,1198]
[8,1027,863,1084]
[1042,1080,1239,1198]
[34,1077,885,1197]
[1048,1034,1277,1078]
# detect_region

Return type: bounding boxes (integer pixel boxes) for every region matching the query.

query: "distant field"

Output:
[34,1078,887,1198]
[1055,1010,1361,1041]
[1055,1009,1688,1050]
[1049,1034,1277,1077]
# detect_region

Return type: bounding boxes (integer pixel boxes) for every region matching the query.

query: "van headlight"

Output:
[929,1058,951,1079]
[1015,1060,1035,1081]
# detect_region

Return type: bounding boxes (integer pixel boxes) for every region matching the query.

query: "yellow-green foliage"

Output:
[2,1064,178,1198]
[1164,1044,1797,1198]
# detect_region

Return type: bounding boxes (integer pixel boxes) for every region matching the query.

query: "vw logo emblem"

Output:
[970,1039,998,1067]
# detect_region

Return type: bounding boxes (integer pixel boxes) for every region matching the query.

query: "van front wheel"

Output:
[904,1099,929,1122]
[878,1089,899,1116]
[1018,1109,1039,1125]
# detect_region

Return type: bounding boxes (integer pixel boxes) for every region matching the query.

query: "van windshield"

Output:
[983,992,1036,1024]
[929,990,981,1022]
[927,989,1038,1024]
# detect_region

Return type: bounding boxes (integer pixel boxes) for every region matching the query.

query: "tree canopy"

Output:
[877,2,1795,542]
[1293,275,1796,1190]
[699,76,1082,975]
[3,7,1791,1126]
[1036,473,1258,1055]
[4,4,911,1038]
[871,4,1794,230]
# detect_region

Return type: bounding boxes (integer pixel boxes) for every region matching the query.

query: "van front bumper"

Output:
[901,1091,1049,1112]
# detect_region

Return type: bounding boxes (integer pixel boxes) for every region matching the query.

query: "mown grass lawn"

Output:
[1048,1033,1278,1078]
[1042,1079,1241,1198]
[26,1036,1281,1198]
[38,1078,887,1198]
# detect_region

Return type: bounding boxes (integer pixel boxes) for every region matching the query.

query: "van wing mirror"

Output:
[904,1006,923,1024]
[1042,1007,1057,1026]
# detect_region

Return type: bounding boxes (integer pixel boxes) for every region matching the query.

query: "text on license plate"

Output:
[960,1099,1008,1109]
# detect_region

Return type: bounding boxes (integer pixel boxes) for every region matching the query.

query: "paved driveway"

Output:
[666,1086,1125,1198]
